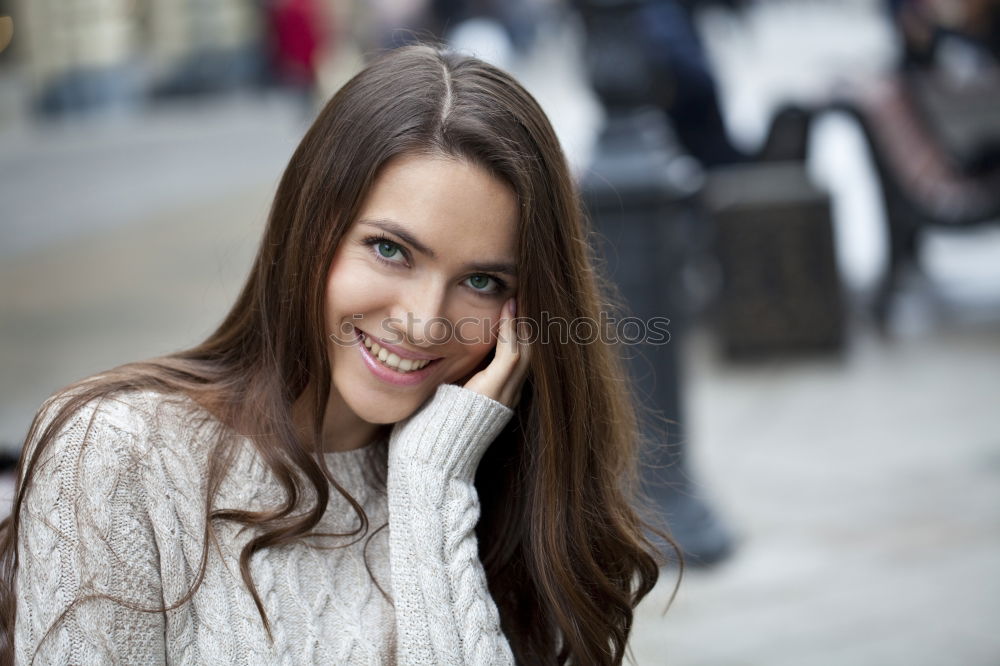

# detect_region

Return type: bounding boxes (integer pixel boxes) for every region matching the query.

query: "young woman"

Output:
[0,45,677,665]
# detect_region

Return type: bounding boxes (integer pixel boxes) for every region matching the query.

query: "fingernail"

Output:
[509,298,517,317]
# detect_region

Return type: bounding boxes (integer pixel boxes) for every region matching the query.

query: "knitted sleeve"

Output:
[14,396,167,664]
[387,383,517,665]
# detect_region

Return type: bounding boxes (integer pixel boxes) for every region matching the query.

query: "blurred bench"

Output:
[833,73,1000,330]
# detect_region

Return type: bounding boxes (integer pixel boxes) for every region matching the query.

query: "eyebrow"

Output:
[358,218,518,277]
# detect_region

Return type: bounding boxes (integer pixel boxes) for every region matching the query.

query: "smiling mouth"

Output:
[358,330,441,374]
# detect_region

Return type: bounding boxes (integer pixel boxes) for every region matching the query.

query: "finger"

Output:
[491,298,519,369]
[460,300,512,393]
[500,312,532,406]
[460,298,528,406]
[504,299,522,363]
[485,300,518,395]
[502,359,529,406]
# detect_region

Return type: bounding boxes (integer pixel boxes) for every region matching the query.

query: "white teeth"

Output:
[360,332,433,373]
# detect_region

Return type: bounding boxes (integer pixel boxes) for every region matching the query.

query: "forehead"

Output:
[355,154,519,262]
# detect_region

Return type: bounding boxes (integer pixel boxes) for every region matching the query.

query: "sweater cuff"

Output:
[389,383,513,481]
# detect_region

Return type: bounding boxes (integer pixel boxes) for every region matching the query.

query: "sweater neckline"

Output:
[231,435,387,493]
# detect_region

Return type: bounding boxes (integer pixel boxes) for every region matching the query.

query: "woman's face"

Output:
[324,153,519,425]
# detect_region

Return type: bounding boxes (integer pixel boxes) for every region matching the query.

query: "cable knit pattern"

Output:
[14,383,515,664]
[387,384,516,665]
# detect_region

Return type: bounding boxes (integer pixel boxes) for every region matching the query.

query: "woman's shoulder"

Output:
[16,384,237,542]
[41,382,202,431]
[28,382,223,480]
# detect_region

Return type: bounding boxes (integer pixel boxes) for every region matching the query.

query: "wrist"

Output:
[389,383,513,480]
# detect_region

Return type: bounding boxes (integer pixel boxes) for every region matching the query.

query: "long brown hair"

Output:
[0,44,680,665]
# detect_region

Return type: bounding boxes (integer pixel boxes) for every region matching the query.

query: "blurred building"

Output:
[15,0,138,113]
[11,0,262,114]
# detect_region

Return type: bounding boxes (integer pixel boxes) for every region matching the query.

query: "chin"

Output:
[341,381,438,425]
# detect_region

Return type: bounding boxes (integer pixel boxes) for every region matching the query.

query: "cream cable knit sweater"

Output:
[14,383,517,664]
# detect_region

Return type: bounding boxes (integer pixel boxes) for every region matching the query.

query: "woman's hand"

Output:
[460,298,530,408]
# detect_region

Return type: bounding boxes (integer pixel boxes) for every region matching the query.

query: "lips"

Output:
[362,335,433,372]
[354,327,442,386]
[358,329,442,362]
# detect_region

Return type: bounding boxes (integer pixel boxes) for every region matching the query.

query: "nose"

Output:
[387,280,451,347]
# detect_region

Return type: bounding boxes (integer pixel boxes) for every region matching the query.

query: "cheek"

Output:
[444,315,501,379]
[442,343,494,383]
[325,260,394,322]
[327,257,376,300]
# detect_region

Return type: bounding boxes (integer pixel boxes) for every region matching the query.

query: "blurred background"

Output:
[1,0,999,664]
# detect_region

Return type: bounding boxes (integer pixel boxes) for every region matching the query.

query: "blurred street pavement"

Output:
[630,321,1000,665]
[0,93,306,449]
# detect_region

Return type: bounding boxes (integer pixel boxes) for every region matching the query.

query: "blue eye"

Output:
[376,240,401,259]
[467,274,495,292]
[364,235,408,264]
[363,234,508,297]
